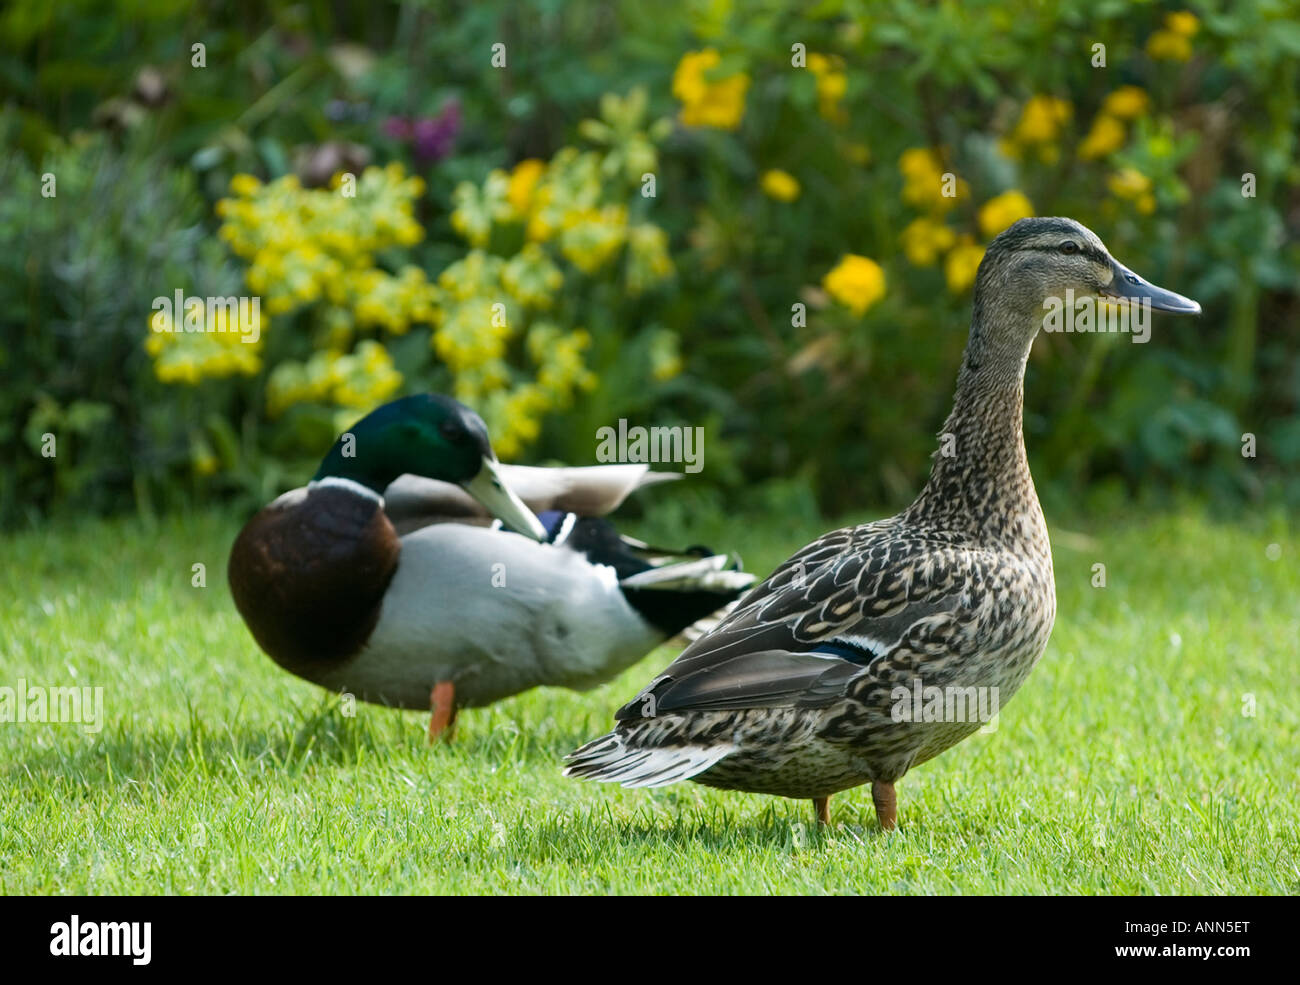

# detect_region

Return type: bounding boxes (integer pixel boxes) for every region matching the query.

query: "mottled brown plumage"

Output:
[565,217,1202,826]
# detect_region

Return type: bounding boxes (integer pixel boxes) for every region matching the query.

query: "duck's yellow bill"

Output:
[462,457,548,541]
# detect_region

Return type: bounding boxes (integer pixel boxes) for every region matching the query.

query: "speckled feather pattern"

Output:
[566,224,1074,801]
[570,401,1056,798]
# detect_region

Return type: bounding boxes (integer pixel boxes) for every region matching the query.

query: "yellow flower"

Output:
[1078,113,1127,160]
[503,243,564,309]
[807,53,848,123]
[1165,10,1199,37]
[506,159,546,217]
[899,216,956,267]
[647,328,682,381]
[559,204,628,273]
[145,297,266,384]
[228,173,262,197]
[978,190,1035,238]
[526,186,557,242]
[333,341,403,409]
[1154,22,1190,61]
[898,147,966,212]
[434,298,511,374]
[944,236,985,294]
[1012,95,1072,145]
[625,223,674,295]
[672,49,749,130]
[760,169,801,202]
[898,147,941,181]
[1108,167,1157,214]
[1101,85,1150,120]
[822,254,886,316]
[671,50,712,104]
[450,169,512,248]
[1108,167,1152,199]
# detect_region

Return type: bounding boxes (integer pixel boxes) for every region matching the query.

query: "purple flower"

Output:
[382,100,461,164]
[381,116,412,139]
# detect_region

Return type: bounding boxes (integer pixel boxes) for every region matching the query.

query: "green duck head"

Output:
[313,394,547,540]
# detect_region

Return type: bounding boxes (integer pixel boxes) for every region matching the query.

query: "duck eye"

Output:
[1059,241,1079,255]
[439,418,466,443]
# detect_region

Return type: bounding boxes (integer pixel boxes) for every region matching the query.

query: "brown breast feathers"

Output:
[228,483,402,676]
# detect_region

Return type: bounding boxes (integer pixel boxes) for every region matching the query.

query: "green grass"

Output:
[1,505,1296,894]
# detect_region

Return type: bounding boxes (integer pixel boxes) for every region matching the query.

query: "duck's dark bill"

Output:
[462,457,548,541]
[1104,258,1202,314]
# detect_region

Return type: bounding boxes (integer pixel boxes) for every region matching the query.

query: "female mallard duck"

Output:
[229,393,755,738]
[566,217,1200,827]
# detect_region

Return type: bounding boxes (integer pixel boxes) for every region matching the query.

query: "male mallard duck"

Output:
[566,217,1201,827]
[229,394,755,738]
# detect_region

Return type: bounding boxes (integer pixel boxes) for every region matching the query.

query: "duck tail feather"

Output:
[564,730,735,788]
[616,552,754,638]
[618,554,756,592]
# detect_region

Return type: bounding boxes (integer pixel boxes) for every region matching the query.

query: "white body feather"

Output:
[312,523,664,709]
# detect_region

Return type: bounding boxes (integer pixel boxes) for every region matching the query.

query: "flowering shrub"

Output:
[436,89,674,453]
[649,3,1297,511]
[145,300,265,383]
[141,164,430,436]
[142,88,675,462]
[4,0,1297,524]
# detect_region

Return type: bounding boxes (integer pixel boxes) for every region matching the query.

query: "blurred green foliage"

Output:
[1,0,1297,528]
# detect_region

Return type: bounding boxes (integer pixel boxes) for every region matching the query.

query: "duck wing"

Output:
[614,519,972,721]
[383,465,679,534]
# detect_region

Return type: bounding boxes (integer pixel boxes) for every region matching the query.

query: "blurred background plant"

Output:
[1,0,1296,529]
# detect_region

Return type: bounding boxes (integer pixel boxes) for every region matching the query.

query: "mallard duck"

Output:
[228,394,755,738]
[566,217,1201,827]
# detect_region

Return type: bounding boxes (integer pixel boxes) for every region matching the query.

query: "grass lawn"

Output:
[1,505,1296,894]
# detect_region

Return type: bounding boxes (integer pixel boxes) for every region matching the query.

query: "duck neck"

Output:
[908,306,1044,542]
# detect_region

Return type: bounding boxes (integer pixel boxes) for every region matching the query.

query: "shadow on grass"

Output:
[5,703,894,844]
[6,689,890,843]
[3,697,425,787]
[3,694,638,790]
[506,800,895,864]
